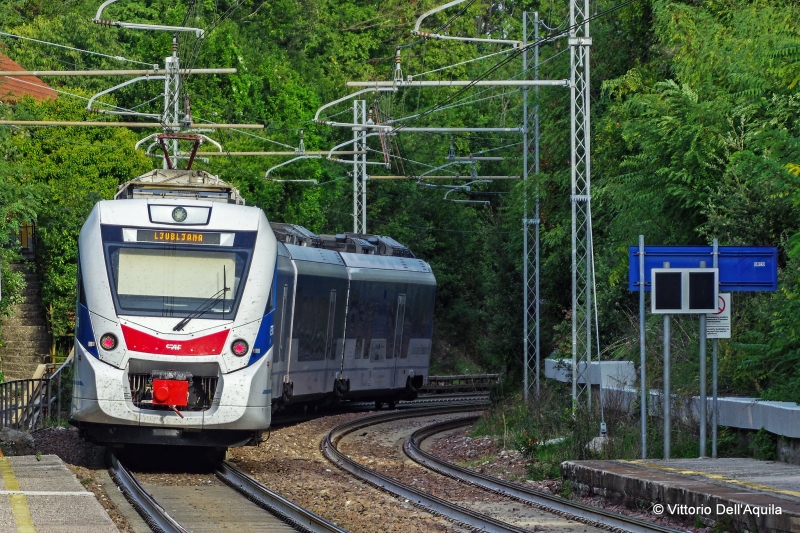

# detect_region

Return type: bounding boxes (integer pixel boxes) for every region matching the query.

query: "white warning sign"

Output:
[706,293,731,339]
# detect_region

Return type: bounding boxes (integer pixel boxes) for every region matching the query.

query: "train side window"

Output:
[278,285,288,362]
[265,282,274,314]
[395,294,406,358]
[325,290,337,359]
[77,258,87,307]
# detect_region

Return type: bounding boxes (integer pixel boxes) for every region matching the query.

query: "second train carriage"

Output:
[270,225,435,410]
[71,170,435,447]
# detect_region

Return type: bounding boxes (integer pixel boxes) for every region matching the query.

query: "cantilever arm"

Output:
[94,0,205,37]
[87,75,164,117]
[413,0,467,33]
[313,88,395,126]
[264,155,322,179]
[412,0,521,47]
[327,133,381,161]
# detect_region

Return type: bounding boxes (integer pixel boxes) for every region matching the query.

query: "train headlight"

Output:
[99,333,118,351]
[231,339,249,357]
[172,207,188,222]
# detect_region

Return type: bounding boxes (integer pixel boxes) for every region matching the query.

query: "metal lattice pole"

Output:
[570,0,593,409]
[162,37,181,168]
[523,12,542,402]
[353,100,367,234]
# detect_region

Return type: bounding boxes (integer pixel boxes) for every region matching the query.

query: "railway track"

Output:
[321,404,687,533]
[109,453,347,533]
[271,391,491,427]
[405,417,688,533]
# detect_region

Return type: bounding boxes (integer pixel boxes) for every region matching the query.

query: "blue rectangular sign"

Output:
[628,246,778,292]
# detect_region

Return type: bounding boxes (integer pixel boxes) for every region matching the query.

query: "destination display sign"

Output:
[137,230,221,245]
[628,246,778,292]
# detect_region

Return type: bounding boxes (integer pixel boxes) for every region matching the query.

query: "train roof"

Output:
[93,198,264,229]
[112,170,423,264]
[269,223,415,259]
[115,169,245,205]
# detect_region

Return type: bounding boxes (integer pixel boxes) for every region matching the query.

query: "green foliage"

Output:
[752,427,777,461]
[0,146,39,321]
[1,0,800,400]
[0,95,150,346]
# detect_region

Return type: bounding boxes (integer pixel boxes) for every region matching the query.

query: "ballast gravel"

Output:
[335,412,609,533]
[427,426,710,533]
[229,412,458,532]
[18,415,711,533]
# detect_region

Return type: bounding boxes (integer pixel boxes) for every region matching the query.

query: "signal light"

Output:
[231,339,249,357]
[172,207,188,222]
[99,333,118,351]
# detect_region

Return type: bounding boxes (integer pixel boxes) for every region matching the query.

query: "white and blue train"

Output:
[71,169,435,449]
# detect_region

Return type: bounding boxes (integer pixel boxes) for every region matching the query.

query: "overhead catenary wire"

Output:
[0,30,155,67]
[410,47,517,79]
[192,115,293,149]
[390,47,568,125]
[390,0,640,136]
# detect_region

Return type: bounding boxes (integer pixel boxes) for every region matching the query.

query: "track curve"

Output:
[405,416,688,533]
[321,402,533,533]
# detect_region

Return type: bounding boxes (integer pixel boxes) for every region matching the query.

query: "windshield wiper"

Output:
[173,266,231,332]
[173,286,229,331]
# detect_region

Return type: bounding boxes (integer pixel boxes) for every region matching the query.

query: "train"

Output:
[70,169,436,449]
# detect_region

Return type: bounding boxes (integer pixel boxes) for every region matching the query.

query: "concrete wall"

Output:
[545,358,800,439]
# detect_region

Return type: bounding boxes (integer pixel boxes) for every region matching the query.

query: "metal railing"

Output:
[0,351,73,430]
[421,374,501,394]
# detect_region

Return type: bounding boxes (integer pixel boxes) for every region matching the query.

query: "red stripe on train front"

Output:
[121,324,229,355]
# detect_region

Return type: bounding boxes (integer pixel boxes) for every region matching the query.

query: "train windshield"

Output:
[105,245,251,319]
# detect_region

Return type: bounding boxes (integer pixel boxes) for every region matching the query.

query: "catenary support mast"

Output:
[570,0,594,409]
[353,100,368,233]
[523,12,542,401]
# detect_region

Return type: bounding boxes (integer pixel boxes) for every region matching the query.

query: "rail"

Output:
[108,454,188,533]
[421,373,500,394]
[217,461,348,533]
[405,417,687,533]
[320,402,538,533]
[0,351,73,430]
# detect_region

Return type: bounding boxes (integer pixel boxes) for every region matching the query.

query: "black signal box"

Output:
[651,268,718,314]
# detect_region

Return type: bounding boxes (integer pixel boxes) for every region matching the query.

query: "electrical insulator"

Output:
[394,49,403,83]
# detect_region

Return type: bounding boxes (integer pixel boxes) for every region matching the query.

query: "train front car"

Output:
[71,170,277,449]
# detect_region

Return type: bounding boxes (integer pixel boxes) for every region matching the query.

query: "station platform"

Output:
[562,458,800,533]
[0,454,117,533]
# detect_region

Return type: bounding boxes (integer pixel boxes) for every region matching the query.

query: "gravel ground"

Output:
[14,416,707,533]
[337,412,609,533]
[229,412,458,533]
[427,426,705,533]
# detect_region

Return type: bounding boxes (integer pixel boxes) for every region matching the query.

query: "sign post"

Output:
[651,264,718,459]
[662,263,671,459]
[639,236,646,459]
[712,239,720,457]
[630,243,775,460]
[699,260,708,457]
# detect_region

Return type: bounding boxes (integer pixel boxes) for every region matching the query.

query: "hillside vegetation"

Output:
[0,0,799,402]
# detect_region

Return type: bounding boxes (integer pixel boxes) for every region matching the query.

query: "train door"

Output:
[323,289,337,393]
[389,294,406,389]
[271,284,290,398]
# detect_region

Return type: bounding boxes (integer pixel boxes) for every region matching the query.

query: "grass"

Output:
[470,381,774,481]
